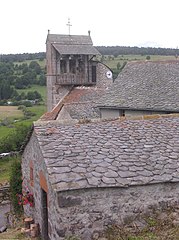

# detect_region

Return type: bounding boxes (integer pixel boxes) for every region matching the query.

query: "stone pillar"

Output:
[76,58,78,71]
[47,75,56,111]
[66,58,70,73]
[57,58,61,75]
[85,55,88,82]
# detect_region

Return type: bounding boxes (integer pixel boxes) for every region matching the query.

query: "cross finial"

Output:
[66,18,72,35]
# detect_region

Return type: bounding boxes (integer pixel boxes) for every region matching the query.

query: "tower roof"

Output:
[47,34,100,55]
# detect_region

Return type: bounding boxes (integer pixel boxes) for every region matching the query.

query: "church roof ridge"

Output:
[47,33,93,45]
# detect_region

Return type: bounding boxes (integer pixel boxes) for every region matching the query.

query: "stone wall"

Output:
[96,62,113,88]
[22,133,52,236]
[22,132,61,240]
[0,185,10,204]
[100,108,172,119]
[22,133,179,240]
[53,85,72,110]
[51,183,179,239]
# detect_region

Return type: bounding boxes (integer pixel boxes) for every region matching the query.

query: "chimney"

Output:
[88,30,91,36]
[48,29,50,35]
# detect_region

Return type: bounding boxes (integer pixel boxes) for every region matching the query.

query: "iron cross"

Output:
[66,18,72,35]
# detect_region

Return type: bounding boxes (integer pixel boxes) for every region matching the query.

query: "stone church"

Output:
[21,31,179,240]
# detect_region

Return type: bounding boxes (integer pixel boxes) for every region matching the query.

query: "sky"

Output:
[1,0,179,54]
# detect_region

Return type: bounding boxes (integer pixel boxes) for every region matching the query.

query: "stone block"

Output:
[58,195,82,208]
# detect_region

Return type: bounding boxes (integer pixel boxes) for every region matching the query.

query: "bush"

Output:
[111,69,121,79]
[21,101,33,107]
[0,100,7,106]
[10,156,23,214]
[117,62,121,70]
[0,124,32,153]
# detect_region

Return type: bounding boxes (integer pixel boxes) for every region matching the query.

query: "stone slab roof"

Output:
[47,34,100,55]
[47,34,93,45]
[98,61,179,112]
[40,86,106,121]
[53,44,100,55]
[40,100,64,121]
[34,114,179,192]
[58,86,105,119]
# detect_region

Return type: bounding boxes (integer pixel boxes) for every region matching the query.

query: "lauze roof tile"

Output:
[34,114,179,192]
[98,60,179,112]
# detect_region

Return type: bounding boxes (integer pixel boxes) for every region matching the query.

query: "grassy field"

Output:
[0,85,46,140]
[101,54,178,69]
[0,85,46,185]
[0,106,23,120]
[0,226,40,239]
[14,59,46,68]
[0,104,46,140]
[0,104,46,184]
[0,157,13,184]
[0,106,24,140]
[17,84,47,104]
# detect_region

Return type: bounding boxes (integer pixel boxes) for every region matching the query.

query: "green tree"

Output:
[38,73,46,86]
[26,90,42,100]
[29,61,41,74]
[0,81,14,100]
[0,124,31,153]
[117,62,121,70]
[10,156,23,214]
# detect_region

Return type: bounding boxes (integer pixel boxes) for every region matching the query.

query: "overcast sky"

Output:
[1,0,179,54]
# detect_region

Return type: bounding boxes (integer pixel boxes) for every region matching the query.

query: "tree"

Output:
[38,73,46,86]
[0,81,15,100]
[117,62,121,70]
[29,61,41,74]
[10,156,23,214]
[0,124,31,153]
[146,55,151,60]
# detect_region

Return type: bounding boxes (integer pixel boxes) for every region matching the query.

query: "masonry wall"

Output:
[100,108,171,119]
[22,133,55,239]
[51,183,179,239]
[96,62,113,88]
[22,133,179,240]
[46,41,57,111]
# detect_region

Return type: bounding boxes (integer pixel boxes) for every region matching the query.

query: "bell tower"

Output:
[46,30,100,111]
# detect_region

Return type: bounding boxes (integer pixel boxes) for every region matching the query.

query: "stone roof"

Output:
[57,86,105,120]
[40,86,106,121]
[47,34,100,55]
[40,100,64,121]
[53,44,100,55]
[34,114,179,192]
[98,61,179,112]
[47,34,93,45]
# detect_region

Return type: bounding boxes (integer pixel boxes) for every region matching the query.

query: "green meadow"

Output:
[102,54,178,69]
[0,85,47,140]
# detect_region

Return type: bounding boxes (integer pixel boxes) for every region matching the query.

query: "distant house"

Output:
[98,61,179,119]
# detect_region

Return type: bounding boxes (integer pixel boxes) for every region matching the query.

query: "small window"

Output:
[121,110,125,117]
[60,60,67,73]
[92,65,96,82]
